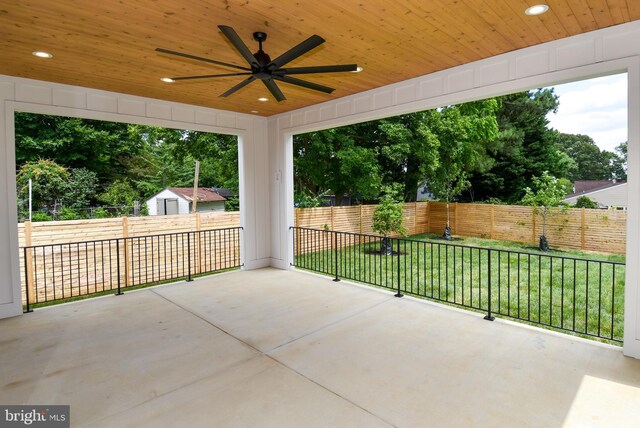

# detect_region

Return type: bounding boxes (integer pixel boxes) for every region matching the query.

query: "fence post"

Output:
[484,249,495,321]
[116,240,123,295]
[395,238,403,297]
[426,202,431,233]
[490,205,495,239]
[531,209,537,244]
[187,233,193,282]
[23,247,32,312]
[581,208,586,250]
[24,221,35,306]
[330,205,335,230]
[122,216,131,287]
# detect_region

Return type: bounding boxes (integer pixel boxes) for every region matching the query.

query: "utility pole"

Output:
[28,178,32,221]
[191,160,200,214]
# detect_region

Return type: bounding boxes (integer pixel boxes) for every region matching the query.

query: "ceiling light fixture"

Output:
[32,51,53,58]
[160,77,175,83]
[525,4,549,16]
[352,66,364,73]
[258,97,268,102]
[250,110,259,114]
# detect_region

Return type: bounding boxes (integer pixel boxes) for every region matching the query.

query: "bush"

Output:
[92,207,111,218]
[574,196,599,209]
[225,197,240,212]
[58,207,83,221]
[30,211,53,222]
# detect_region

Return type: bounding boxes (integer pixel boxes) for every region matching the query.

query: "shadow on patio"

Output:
[1,268,639,427]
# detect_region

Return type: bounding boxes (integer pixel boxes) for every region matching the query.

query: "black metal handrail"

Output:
[20,227,243,311]
[291,226,625,343]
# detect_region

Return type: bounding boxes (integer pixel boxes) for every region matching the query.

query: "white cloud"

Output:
[546,74,627,152]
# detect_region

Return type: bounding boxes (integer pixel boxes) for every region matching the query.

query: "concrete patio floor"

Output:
[1,268,639,427]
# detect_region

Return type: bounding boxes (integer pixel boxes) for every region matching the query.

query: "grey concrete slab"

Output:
[0,289,258,426]
[89,355,392,428]
[153,268,394,351]
[269,295,640,428]
[2,269,639,427]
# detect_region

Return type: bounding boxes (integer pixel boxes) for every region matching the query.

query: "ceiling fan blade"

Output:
[171,73,253,81]
[219,76,257,98]
[267,35,325,70]
[155,48,250,71]
[275,64,358,75]
[272,75,334,94]
[218,25,259,68]
[262,79,286,102]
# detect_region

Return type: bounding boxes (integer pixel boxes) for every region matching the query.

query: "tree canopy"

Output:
[14,113,239,216]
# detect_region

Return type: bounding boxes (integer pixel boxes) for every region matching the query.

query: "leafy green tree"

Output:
[521,171,572,250]
[470,89,570,202]
[61,168,99,209]
[225,197,240,212]
[426,100,500,236]
[574,196,599,209]
[92,207,111,218]
[555,133,614,181]
[15,113,142,185]
[16,159,69,210]
[372,185,407,255]
[99,179,140,214]
[610,141,627,181]
[31,211,53,222]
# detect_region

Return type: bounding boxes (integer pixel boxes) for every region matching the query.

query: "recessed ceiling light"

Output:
[258,97,268,102]
[352,66,364,73]
[160,77,175,83]
[32,51,53,59]
[525,4,549,16]
[250,110,259,114]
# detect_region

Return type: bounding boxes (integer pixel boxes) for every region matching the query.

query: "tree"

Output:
[99,179,140,215]
[610,141,627,181]
[521,171,572,250]
[426,100,500,237]
[371,185,407,255]
[555,133,618,181]
[61,168,99,209]
[16,159,69,211]
[470,89,569,203]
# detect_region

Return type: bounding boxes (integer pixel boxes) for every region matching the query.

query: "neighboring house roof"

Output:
[211,187,237,198]
[563,181,627,207]
[162,187,226,202]
[566,180,626,199]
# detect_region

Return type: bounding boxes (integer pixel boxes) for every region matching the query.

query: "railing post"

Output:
[333,231,340,282]
[187,232,193,282]
[23,247,32,312]
[484,249,495,321]
[116,239,123,295]
[395,238,403,297]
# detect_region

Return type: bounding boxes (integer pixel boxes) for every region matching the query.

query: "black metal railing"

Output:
[20,227,242,311]
[292,226,625,343]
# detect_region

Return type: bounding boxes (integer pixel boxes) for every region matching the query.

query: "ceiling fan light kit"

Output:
[157,25,359,102]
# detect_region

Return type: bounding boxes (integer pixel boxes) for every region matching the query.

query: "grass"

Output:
[294,231,625,344]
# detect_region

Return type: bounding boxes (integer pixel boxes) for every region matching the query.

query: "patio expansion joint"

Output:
[149,288,398,428]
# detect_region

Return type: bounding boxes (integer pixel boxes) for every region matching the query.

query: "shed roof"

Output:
[166,187,226,203]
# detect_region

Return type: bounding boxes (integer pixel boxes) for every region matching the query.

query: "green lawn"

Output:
[294,231,625,344]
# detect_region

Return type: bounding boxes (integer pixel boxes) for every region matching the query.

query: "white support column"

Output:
[624,58,640,358]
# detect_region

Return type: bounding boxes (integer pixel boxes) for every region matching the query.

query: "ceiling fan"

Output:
[156,25,359,102]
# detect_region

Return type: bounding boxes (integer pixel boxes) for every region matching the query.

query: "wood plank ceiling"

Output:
[0,1,638,116]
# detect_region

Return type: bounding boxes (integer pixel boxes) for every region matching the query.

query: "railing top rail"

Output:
[19,226,243,250]
[291,226,625,266]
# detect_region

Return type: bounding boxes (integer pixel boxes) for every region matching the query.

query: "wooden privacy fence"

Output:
[19,212,241,305]
[295,202,626,254]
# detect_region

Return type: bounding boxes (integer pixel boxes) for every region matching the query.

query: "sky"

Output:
[546,73,627,153]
